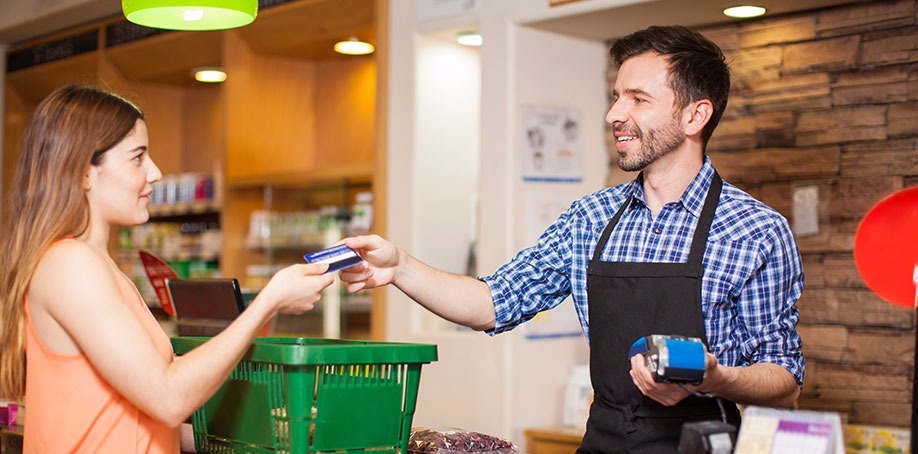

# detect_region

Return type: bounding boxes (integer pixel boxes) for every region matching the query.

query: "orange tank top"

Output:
[23,258,180,453]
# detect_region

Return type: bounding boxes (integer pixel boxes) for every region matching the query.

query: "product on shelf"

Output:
[149,172,220,216]
[245,206,346,250]
[349,191,373,235]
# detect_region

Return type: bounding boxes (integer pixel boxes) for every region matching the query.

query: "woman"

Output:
[0,85,335,452]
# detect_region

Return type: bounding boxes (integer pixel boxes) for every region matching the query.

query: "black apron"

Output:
[578,171,741,453]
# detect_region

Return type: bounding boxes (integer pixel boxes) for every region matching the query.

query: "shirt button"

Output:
[653,227,663,234]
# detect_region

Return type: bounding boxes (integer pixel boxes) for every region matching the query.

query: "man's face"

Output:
[606,52,686,172]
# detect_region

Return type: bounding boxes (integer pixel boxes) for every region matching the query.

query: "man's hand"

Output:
[629,351,721,406]
[629,353,692,406]
[632,348,801,408]
[338,234,401,292]
[338,234,498,331]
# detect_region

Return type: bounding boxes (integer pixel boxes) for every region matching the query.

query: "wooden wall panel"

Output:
[224,30,319,179]
[182,85,225,174]
[314,57,376,168]
[98,56,186,175]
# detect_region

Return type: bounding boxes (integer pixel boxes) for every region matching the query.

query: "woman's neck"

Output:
[78,219,111,255]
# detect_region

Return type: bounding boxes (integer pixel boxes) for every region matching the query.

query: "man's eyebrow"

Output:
[613,88,656,99]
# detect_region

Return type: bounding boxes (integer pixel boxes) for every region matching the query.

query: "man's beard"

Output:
[616,117,686,172]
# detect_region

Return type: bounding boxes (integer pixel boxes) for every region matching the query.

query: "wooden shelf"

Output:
[525,427,584,454]
[225,162,373,189]
[6,52,99,101]
[237,0,376,61]
[104,30,222,85]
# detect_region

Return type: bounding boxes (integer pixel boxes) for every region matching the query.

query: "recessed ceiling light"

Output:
[456,31,482,47]
[334,38,375,55]
[193,67,227,83]
[723,5,767,18]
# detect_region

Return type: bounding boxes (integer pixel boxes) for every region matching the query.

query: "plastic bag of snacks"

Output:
[408,427,519,454]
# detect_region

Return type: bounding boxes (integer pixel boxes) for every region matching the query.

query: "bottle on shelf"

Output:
[117,219,222,308]
[348,191,373,236]
[149,172,220,216]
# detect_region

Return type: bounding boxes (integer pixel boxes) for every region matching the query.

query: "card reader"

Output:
[629,335,707,385]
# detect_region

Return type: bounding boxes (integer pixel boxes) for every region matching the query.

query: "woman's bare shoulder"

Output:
[32,239,113,297]
[39,239,104,267]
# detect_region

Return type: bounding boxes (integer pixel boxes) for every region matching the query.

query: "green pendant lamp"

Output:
[123,0,258,31]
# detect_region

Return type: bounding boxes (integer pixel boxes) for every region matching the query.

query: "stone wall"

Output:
[605,0,918,426]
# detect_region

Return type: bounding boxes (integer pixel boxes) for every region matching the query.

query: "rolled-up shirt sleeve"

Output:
[480,208,577,335]
[733,217,806,386]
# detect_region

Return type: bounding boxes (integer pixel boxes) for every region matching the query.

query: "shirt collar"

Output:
[626,156,715,219]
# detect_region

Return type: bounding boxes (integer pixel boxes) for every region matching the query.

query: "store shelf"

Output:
[148,204,221,220]
[236,0,376,61]
[104,28,222,85]
[225,162,374,189]
[6,53,99,102]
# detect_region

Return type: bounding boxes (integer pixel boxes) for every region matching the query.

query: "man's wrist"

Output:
[700,363,737,395]
[392,248,408,287]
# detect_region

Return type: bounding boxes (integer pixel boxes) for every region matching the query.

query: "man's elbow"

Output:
[771,383,800,408]
[469,316,497,332]
[766,372,801,408]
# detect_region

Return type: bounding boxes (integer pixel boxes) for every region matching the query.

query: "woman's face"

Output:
[86,119,162,227]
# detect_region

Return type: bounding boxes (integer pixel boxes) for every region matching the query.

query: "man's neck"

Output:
[641,151,704,216]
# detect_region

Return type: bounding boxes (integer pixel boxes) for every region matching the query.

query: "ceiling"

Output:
[0,0,868,46]
[0,1,120,45]
[527,0,868,41]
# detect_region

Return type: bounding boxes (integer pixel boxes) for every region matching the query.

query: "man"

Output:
[341,25,804,452]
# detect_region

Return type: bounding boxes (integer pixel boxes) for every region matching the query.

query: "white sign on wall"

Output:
[521,104,583,183]
[416,0,479,22]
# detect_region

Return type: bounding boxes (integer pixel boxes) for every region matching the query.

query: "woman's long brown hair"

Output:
[0,85,144,398]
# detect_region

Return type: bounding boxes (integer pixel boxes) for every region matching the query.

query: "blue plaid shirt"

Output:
[482,157,805,385]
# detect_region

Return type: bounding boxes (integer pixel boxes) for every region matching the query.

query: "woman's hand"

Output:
[256,263,335,315]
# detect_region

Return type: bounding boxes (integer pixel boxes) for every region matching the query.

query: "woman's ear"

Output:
[83,166,95,191]
[684,99,714,138]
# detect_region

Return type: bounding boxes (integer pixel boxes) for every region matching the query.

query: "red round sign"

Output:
[853,187,918,308]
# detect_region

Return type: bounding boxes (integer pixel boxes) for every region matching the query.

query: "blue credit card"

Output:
[303,244,363,273]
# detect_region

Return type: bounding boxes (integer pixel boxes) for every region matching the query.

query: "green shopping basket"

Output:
[171,337,438,453]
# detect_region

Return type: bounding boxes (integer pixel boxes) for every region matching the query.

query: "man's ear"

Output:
[683,99,714,138]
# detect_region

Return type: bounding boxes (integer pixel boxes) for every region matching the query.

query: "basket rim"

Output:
[171,336,438,365]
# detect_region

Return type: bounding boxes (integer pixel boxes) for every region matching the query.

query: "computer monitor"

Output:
[166,278,247,337]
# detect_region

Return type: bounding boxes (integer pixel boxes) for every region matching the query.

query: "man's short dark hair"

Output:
[610,25,730,147]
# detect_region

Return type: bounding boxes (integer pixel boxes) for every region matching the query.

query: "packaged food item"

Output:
[408,427,519,454]
[0,400,18,425]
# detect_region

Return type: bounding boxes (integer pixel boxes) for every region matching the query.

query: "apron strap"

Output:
[590,184,636,263]
[686,171,723,270]
[591,171,722,268]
